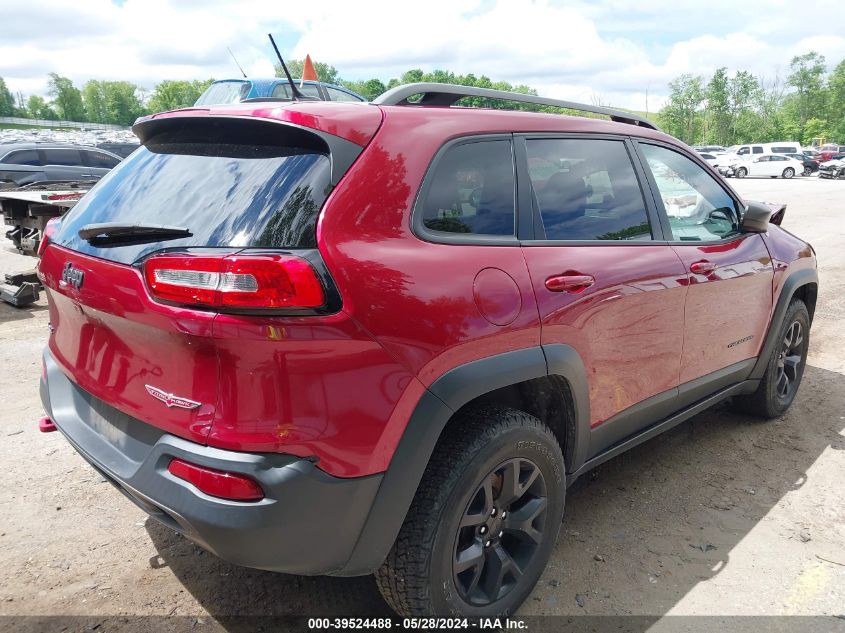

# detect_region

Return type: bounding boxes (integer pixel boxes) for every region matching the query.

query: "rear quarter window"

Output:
[418,139,515,237]
[83,150,120,169]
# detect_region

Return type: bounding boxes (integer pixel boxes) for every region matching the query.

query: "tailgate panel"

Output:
[40,245,218,444]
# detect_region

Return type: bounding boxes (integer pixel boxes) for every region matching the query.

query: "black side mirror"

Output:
[742,200,770,233]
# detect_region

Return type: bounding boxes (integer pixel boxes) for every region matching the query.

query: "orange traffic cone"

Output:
[301,54,318,85]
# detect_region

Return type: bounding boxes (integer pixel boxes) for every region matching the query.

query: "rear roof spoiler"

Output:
[373,82,661,131]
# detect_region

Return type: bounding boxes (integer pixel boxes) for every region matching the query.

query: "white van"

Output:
[731,142,801,158]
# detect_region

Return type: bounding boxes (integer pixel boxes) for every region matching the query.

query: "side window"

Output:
[752,146,764,154]
[43,149,82,166]
[2,150,40,166]
[737,147,749,155]
[326,87,364,102]
[757,156,770,162]
[271,84,291,99]
[525,138,652,241]
[640,144,740,242]
[84,151,120,169]
[271,83,321,99]
[420,140,515,236]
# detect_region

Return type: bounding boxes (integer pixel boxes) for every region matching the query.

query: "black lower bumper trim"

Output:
[40,350,382,576]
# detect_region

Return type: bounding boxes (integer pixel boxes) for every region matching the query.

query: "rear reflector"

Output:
[144,254,324,310]
[168,458,264,502]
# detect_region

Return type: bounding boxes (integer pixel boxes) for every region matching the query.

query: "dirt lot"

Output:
[0,176,843,625]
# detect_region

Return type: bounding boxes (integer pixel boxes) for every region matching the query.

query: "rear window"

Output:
[194,81,250,106]
[54,138,332,265]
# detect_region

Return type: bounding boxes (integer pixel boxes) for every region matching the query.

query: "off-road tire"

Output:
[733,299,809,418]
[375,407,565,617]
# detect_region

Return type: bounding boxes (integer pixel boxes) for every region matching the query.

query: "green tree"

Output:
[103,81,144,125]
[47,73,85,121]
[26,95,58,119]
[728,71,761,142]
[273,59,341,84]
[147,79,213,113]
[660,74,705,143]
[341,78,386,101]
[705,67,731,145]
[787,51,827,141]
[827,59,845,142]
[82,80,108,122]
[0,77,15,116]
[83,80,144,124]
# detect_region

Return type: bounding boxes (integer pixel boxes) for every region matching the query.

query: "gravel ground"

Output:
[0,176,843,624]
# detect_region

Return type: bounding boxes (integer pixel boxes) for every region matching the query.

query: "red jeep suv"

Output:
[38,83,817,617]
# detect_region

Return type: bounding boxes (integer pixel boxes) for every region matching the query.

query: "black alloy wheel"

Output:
[776,319,804,402]
[452,458,547,606]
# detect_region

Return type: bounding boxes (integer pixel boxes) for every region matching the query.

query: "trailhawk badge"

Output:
[144,385,201,410]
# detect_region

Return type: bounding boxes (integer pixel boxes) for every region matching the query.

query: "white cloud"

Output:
[1,0,844,110]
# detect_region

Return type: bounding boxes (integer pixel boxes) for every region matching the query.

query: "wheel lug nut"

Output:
[491,508,497,516]
[480,526,487,534]
[498,530,503,538]
[485,540,491,548]
[501,511,507,519]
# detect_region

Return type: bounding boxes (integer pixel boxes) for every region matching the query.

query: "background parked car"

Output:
[193,78,366,106]
[693,145,727,153]
[817,145,845,162]
[818,155,845,179]
[784,152,820,176]
[698,152,728,169]
[0,143,122,186]
[721,154,805,179]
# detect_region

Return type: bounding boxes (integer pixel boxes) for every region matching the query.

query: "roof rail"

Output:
[373,82,660,131]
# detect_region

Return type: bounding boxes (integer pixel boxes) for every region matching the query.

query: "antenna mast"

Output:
[227,46,247,79]
[268,33,306,101]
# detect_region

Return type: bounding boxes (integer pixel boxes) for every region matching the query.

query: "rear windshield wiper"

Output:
[78,223,191,244]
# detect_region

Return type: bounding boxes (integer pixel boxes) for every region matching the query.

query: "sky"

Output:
[2,0,845,111]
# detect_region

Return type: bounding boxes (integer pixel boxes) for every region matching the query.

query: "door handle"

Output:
[690,260,717,275]
[545,274,595,293]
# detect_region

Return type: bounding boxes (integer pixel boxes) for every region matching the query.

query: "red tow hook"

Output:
[38,416,57,433]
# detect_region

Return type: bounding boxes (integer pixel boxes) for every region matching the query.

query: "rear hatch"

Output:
[40,114,363,444]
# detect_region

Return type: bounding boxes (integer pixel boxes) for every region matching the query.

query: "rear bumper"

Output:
[40,350,383,575]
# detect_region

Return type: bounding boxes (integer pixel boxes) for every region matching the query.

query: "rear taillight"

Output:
[168,458,264,502]
[143,253,325,310]
[37,217,62,257]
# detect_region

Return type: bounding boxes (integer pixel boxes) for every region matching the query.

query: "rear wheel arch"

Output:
[750,269,818,381]
[336,345,590,576]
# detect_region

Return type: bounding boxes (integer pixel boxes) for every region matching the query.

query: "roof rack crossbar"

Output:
[373,82,660,131]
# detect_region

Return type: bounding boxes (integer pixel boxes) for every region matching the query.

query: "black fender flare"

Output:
[336,344,590,576]
[749,267,818,381]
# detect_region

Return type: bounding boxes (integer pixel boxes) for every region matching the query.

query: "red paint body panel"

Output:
[522,245,687,427]
[40,244,219,444]
[209,310,419,477]
[670,235,774,383]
